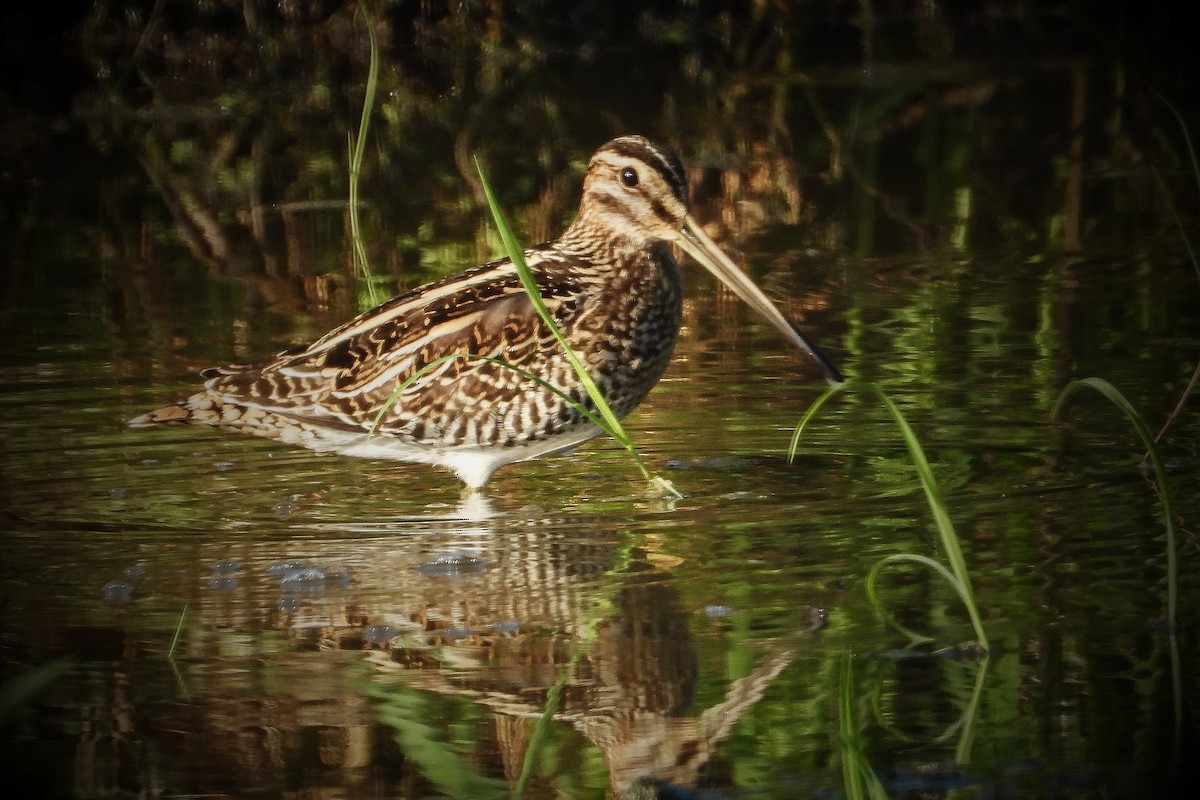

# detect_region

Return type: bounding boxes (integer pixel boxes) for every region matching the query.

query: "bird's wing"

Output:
[201,253,587,430]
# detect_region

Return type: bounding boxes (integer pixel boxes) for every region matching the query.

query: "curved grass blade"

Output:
[1052,377,1177,628]
[837,652,890,800]
[167,602,188,658]
[790,381,988,651]
[474,157,681,498]
[787,379,851,460]
[348,0,382,308]
[865,554,958,646]
[867,385,986,649]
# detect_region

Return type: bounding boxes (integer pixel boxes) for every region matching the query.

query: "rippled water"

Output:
[4,5,1200,795]
[3,234,1197,798]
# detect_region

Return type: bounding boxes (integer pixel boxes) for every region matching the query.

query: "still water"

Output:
[3,3,1200,799]
[4,237,1196,798]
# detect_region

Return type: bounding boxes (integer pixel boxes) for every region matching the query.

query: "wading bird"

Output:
[130,136,842,488]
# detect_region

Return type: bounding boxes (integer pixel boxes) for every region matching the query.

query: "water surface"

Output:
[2,4,1198,799]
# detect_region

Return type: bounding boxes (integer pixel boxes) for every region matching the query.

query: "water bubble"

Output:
[121,565,146,581]
[439,626,473,641]
[362,623,401,646]
[703,604,733,618]
[213,461,234,472]
[108,487,127,499]
[415,552,487,578]
[211,558,241,576]
[102,580,135,603]
[279,567,327,594]
[267,560,309,576]
[320,566,351,589]
[276,596,302,613]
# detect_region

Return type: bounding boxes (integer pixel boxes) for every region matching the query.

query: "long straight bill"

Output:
[675,214,844,384]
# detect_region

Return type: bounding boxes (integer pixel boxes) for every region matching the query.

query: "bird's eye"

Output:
[620,167,639,188]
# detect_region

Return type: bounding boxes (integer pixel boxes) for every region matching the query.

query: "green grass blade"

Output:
[864,554,957,646]
[167,602,188,658]
[515,652,579,795]
[474,158,621,437]
[370,353,608,436]
[787,379,850,461]
[1052,377,1178,627]
[348,0,382,308]
[866,386,987,649]
[951,656,989,764]
[790,381,988,650]
[473,157,680,498]
[837,652,890,800]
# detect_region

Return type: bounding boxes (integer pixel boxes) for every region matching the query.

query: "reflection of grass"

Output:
[1142,86,1200,448]
[0,661,72,725]
[790,380,988,651]
[1053,376,1184,756]
[1052,377,1178,629]
[369,681,509,799]
[837,652,889,800]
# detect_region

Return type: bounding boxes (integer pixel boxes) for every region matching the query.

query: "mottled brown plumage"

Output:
[130,136,841,488]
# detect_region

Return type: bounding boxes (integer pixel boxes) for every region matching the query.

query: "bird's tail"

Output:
[128,392,223,428]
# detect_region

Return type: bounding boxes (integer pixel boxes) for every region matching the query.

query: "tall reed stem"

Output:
[349,0,382,307]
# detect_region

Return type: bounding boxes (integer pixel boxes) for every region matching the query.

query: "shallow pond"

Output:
[3,4,1199,799]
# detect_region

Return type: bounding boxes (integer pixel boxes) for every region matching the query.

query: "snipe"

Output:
[130,136,842,488]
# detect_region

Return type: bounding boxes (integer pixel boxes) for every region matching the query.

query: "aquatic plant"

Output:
[837,652,890,800]
[1052,377,1178,630]
[790,380,988,651]
[474,159,681,498]
[348,0,384,308]
[167,602,188,659]
[1143,85,1200,447]
[369,680,509,799]
[1052,376,1184,755]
